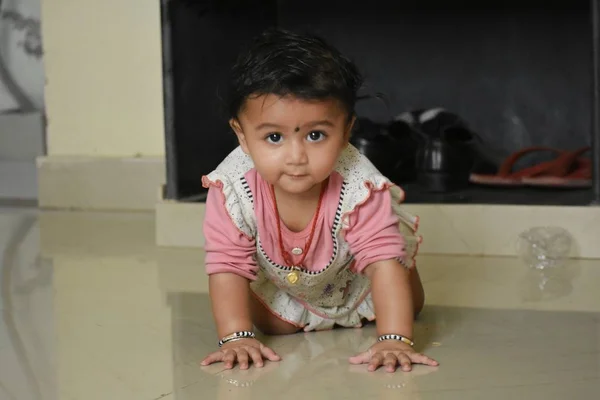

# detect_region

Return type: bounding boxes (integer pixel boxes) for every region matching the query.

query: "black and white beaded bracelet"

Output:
[377,334,415,347]
[218,331,256,347]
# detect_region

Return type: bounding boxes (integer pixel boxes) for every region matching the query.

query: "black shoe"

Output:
[350,117,418,184]
[396,108,496,192]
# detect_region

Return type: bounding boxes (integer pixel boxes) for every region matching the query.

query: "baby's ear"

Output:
[230,118,249,153]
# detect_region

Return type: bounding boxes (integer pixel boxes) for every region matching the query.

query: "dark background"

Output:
[161,0,593,204]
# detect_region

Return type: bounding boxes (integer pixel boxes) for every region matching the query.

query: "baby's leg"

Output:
[247,267,424,335]
[249,293,302,335]
[410,266,425,317]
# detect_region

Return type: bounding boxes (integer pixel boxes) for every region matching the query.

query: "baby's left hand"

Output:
[349,340,439,373]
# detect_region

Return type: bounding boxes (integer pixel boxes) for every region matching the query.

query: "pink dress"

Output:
[201,144,421,331]
[204,170,407,280]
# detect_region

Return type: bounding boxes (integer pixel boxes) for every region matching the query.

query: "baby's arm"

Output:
[344,188,438,372]
[200,186,281,369]
[364,260,414,341]
[209,273,254,339]
[350,261,437,372]
[202,273,280,369]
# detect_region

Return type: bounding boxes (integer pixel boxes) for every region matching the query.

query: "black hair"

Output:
[227,28,364,120]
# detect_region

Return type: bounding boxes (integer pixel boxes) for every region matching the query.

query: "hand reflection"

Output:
[348,361,438,400]
[217,358,280,388]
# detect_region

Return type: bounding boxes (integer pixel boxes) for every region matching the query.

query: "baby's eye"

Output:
[266,133,282,143]
[307,131,325,142]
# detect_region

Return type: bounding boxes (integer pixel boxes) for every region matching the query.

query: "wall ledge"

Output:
[156,193,600,259]
[37,155,165,211]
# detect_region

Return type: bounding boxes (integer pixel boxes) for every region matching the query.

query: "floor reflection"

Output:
[0,210,56,400]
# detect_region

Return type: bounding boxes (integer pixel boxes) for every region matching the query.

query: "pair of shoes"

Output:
[351,108,500,193]
[397,108,495,192]
[350,117,418,184]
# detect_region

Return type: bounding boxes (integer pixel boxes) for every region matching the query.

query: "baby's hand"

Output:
[348,340,439,373]
[200,338,281,370]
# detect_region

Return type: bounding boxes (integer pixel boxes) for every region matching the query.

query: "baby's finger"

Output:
[383,353,398,373]
[236,349,250,370]
[260,345,282,362]
[368,353,384,372]
[222,350,237,369]
[408,352,439,367]
[200,351,224,366]
[348,351,371,365]
[398,353,412,372]
[248,347,264,367]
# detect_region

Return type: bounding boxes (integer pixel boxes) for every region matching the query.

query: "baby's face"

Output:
[231,94,353,197]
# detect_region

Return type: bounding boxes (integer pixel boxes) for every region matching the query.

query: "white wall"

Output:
[41,0,165,157]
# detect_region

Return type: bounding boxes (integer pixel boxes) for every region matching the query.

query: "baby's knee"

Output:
[250,295,301,335]
[254,321,300,336]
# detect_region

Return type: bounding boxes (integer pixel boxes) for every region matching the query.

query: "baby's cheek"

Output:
[256,169,279,184]
[315,160,338,178]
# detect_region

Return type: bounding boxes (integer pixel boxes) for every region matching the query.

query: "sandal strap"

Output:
[497,146,563,177]
[543,146,591,177]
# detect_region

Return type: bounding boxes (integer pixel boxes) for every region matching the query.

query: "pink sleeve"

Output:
[344,187,406,274]
[203,185,258,281]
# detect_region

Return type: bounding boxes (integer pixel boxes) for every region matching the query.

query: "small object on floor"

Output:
[517,226,573,270]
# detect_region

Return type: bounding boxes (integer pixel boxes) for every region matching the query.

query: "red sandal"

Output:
[469,146,565,187]
[522,147,591,188]
[469,146,591,188]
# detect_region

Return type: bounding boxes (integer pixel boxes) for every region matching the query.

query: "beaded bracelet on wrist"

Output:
[377,334,414,347]
[218,331,255,347]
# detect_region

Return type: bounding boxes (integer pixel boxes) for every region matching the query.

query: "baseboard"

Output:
[37,155,165,211]
[156,195,600,259]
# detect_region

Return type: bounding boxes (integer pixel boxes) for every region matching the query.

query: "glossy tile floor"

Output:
[1,207,599,400]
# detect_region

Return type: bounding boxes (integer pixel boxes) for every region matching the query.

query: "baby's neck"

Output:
[272,179,328,233]
[274,180,325,205]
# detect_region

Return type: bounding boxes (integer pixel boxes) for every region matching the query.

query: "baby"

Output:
[200,28,438,373]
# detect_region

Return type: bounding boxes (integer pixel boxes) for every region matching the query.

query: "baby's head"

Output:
[227,28,364,196]
[227,28,363,121]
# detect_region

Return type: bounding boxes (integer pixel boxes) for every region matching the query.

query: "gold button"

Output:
[291,247,303,255]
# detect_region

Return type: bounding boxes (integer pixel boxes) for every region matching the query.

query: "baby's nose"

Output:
[287,141,308,164]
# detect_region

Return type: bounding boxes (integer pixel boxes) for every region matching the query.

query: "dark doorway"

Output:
[161,0,600,205]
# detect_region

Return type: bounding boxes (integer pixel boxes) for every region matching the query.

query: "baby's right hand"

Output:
[200,338,281,370]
